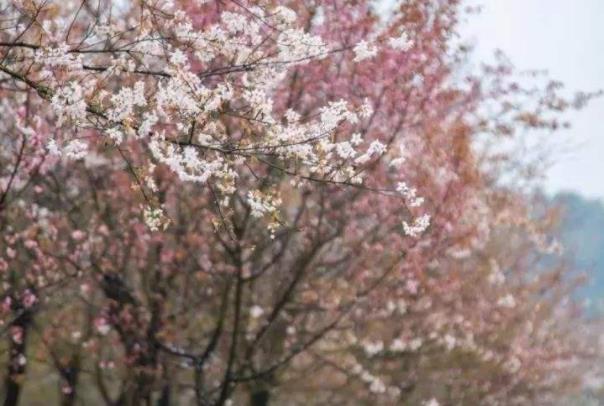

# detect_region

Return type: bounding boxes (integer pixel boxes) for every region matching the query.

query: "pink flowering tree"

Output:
[0,0,596,405]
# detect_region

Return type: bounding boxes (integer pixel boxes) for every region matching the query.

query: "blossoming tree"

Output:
[0,0,596,405]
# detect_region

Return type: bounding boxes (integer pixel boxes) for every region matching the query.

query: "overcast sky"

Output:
[462,0,604,199]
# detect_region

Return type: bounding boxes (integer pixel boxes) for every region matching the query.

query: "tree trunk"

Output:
[249,388,270,406]
[3,308,32,406]
[60,356,80,406]
[157,384,171,406]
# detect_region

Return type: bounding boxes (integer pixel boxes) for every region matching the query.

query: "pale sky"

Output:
[462,1,604,199]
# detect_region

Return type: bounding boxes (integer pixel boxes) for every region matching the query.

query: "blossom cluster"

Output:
[0,1,423,236]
